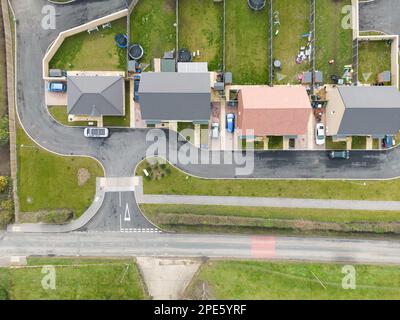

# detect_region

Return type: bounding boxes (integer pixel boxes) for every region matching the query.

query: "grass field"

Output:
[225,0,269,84]
[185,260,400,300]
[179,0,223,71]
[141,203,400,235]
[130,0,176,67]
[273,0,310,84]
[17,125,104,218]
[358,40,391,84]
[0,258,145,300]
[136,158,400,201]
[49,18,127,71]
[315,0,353,83]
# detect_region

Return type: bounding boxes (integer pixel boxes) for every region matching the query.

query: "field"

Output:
[358,40,392,84]
[179,0,223,71]
[0,258,145,300]
[225,0,269,84]
[49,18,127,71]
[185,260,400,300]
[315,0,353,83]
[130,0,176,67]
[17,126,104,218]
[272,0,310,84]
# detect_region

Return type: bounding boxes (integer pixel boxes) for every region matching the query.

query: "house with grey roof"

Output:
[326,86,400,139]
[67,76,125,117]
[138,72,211,124]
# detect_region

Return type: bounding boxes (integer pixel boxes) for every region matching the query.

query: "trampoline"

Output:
[129,44,144,60]
[248,0,266,11]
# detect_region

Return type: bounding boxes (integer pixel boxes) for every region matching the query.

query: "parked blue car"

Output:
[48,82,67,93]
[226,113,235,133]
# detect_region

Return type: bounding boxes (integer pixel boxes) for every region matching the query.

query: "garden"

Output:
[49,18,128,71]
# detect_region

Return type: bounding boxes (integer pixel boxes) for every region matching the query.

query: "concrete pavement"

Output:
[1,232,400,264]
[139,194,400,211]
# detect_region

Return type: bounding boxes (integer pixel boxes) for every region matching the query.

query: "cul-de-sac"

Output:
[0,0,400,301]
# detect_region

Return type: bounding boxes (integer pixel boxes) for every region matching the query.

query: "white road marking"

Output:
[124,203,131,222]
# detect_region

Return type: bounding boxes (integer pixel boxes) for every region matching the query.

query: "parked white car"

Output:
[315,123,325,145]
[211,122,220,139]
[84,127,109,138]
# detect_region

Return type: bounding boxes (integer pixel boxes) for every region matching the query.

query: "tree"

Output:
[0,176,8,193]
[0,116,9,146]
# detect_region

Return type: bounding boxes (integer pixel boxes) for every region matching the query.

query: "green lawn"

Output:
[225,0,269,84]
[0,258,145,300]
[273,0,310,84]
[48,106,95,126]
[179,0,223,71]
[130,0,176,67]
[136,158,400,201]
[49,17,127,71]
[326,136,347,150]
[358,40,392,84]
[352,136,367,150]
[17,126,104,218]
[103,81,131,127]
[268,136,283,149]
[142,203,400,235]
[315,0,353,83]
[185,260,400,300]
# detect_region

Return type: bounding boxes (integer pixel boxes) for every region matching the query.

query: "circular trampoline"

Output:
[248,0,266,11]
[178,48,192,62]
[128,44,144,60]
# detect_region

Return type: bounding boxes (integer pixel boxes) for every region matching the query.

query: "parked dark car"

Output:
[328,150,350,160]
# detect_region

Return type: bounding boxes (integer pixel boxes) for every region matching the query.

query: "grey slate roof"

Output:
[67,76,124,116]
[139,72,211,121]
[337,86,400,136]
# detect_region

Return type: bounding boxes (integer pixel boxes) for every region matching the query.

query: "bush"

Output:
[0,200,14,229]
[0,117,9,146]
[0,177,9,193]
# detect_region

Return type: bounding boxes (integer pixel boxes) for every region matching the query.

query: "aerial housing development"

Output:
[0,0,400,304]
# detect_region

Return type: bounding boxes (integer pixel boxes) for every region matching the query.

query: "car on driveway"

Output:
[329,150,350,160]
[315,123,325,145]
[226,113,235,133]
[211,122,220,139]
[84,127,109,138]
[48,82,67,93]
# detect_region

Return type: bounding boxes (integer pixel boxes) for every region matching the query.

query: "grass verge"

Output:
[136,159,400,201]
[0,258,146,300]
[185,260,400,300]
[225,0,268,84]
[49,17,127,71]
[17,125,104,219]
[141,204,400,235]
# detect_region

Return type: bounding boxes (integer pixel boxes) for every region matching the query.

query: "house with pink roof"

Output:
[237,86,312,148]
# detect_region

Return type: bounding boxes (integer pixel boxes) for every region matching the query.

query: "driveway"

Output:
[359,0,400,38]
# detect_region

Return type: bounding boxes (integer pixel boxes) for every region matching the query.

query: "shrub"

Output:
[0,117,9,146]
[0,176,8,193]
[0,200,14,229]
